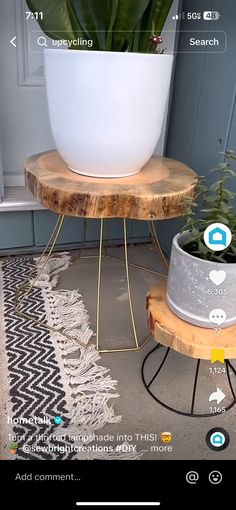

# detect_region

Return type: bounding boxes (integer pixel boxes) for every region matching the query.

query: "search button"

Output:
[37,36,48,47]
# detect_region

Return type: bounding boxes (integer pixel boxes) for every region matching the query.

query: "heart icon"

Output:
[209,270,226,286]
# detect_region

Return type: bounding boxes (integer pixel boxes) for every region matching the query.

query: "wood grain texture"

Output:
[147,282,236,360]
[25,151,197,220]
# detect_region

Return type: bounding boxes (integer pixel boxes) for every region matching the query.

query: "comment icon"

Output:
[209,309,226,326]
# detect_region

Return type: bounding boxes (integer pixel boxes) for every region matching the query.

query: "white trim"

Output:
[16,0,44,87]
[0,145,4,200]
[4,173,25,187]
[0,186,44,211]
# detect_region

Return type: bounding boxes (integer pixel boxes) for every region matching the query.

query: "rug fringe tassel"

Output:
[35,252,138,459]
[46,289,93,346]
[32,252,71,290]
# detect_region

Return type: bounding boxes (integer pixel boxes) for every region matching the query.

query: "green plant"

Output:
[8,441,18,450]
[25,0,173,52]
[181,150,236,263]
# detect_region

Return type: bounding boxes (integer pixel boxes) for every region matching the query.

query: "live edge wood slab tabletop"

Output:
[147,282,236,360]
[25,151,197,220]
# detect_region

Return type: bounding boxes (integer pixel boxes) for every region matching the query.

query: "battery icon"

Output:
[203,11,220,20]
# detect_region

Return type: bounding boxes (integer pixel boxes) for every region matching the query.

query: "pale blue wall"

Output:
[158,0,236,253]
[0,212,149,252]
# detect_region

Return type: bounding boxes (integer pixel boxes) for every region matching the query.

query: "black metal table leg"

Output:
[141,344,236,418]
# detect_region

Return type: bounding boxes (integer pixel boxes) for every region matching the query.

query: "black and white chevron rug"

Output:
[0,254,137,460]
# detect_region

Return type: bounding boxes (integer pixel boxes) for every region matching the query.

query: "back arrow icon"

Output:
[10,36,16,47]
[209,388,226,405]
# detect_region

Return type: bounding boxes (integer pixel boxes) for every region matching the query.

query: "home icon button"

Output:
[206,427,230,451]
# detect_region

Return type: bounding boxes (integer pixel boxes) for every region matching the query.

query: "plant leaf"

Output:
[152,0,174,34]
[106,0,119,50]
[223,189,235,198]
[139,0,174,51]
[201,208,219,213]
[111,0,150,51]
[224,170,236,177]
[218,163,229,170]
[209,181,221,192]
[214,215,230,224]
[132,1,154,52]
[25,0,81,40]
[203,195,217,203]
[220,202,231,214]
[71,0,111,50]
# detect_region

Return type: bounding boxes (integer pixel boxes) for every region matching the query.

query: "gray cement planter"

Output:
[167,232,236,329]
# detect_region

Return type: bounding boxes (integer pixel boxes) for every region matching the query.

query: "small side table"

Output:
[21,151,196,353]
[143,282,236,417]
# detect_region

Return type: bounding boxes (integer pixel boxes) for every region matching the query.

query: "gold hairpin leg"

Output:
[14,214,168,354]
[96,218,104,351]
[16,214,65,308]
[148,220,169,269]
[106,255,167,279]
[14,214,88,349]
[97,218,152,354]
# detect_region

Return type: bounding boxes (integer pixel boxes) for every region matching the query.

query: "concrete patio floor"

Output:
[56,243,236,460]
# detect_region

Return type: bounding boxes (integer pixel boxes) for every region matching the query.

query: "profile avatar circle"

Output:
[204,222,232,251]
[206,427,230,451]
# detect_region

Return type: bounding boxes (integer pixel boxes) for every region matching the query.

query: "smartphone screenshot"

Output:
[0,1,235,508]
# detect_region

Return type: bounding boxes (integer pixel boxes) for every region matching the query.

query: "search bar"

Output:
[29,30,226,54]
[29,31,94,52]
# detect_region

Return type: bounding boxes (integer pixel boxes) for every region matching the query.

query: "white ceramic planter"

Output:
[44,49,173,178]
[167,232,236,329]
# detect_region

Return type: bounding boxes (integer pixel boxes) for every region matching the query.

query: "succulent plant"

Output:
[181,151,236,263]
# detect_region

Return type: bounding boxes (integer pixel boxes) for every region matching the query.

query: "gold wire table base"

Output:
[15,215,168,354]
